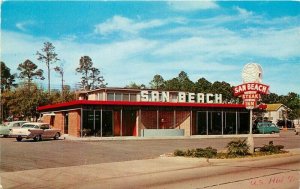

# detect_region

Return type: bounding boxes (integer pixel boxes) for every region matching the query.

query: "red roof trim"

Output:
[37,100,245,111]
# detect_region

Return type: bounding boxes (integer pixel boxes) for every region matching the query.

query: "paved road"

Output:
[0,130,299,172]
[1,150,299,189]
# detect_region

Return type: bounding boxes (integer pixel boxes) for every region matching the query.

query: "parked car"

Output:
[257,122,280,134]
[0,121,28,137]
[9,122,61,142]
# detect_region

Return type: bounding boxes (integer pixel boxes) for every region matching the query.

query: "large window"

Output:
[82,110,95,136]
[224,112,236,134]
[82,110,113,137]
[196,112,207,135]
[195,110,250,135]
[238,112,250,134]
[208,112,222,135]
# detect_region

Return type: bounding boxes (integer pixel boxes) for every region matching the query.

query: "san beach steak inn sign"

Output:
[233,63,269,109]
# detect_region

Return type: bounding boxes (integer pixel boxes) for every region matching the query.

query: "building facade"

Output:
[265,103,291,124]
[38,88,250,137]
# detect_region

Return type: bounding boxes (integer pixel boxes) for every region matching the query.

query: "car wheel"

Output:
[16,136,22,142]
[271,131,275,134]
[3,135,8,138]
[34,135,42,142]
[54,133,60,140]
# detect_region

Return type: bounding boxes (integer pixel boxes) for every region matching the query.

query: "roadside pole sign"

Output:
[233,63,269,109]
[233,63,270,154]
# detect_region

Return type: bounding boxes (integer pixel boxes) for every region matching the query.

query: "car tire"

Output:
[271,131,275,134]
[3,135,8,138]
[34,135,42,142]
[54,133,60,140]
[16,136,22,142]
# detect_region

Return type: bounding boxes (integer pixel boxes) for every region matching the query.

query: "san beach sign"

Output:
[140,90,223,104]
[233,63,269,109]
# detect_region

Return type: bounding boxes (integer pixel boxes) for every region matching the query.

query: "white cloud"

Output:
[94,15,166,36]
[234,6,253,17]
[168,1,219,12]
[153,27,300,60]
[2,22,300,94]
[16,20,36,32]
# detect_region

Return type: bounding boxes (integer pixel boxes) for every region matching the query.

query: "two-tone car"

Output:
[0,121,28,137]
[9,122,61,142]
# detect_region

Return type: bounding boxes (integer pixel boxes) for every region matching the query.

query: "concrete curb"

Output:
[160,148,300,164]
[62,133,280,141]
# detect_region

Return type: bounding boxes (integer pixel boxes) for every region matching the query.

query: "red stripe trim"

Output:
[37,100,245,111]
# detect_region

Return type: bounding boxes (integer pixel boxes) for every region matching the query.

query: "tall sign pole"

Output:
[233,63,269,154]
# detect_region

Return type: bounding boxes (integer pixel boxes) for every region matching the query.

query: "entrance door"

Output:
[102,111,113,137]
[64,112,68,134]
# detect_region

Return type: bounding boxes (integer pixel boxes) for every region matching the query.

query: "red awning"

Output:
[37,100,246,112]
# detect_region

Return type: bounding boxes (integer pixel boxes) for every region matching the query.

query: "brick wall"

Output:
[68,110,81,137]
[42,115,51,124]
[53,112,64,131]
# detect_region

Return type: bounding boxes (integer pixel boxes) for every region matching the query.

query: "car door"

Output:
[40,124,51,138]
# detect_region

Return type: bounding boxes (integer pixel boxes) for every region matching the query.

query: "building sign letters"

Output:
[140,90,223,104]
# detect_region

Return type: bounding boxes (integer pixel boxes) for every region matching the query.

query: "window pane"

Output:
[197,112,207,135]
[123,94,129,101]
[238,112,250,134]
[107,93,114,101]
[130,94,137,101]
[208,112,222,135]
[115,93,122,101]
[224,112,236,134]
[83,110,95,136]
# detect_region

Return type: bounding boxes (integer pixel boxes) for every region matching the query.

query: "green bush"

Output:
[174,147,217,158]
[185,149,195,157]
[174,149,185,156]
[226,139,249,157]
[194,147,217,158]
[260,141,284,153]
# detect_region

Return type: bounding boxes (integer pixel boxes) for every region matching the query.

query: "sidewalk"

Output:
[1,148,299,189]
[63,133,280,141]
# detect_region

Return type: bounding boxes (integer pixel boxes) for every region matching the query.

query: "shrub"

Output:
[260,141,284,153]
[174,149,185,156]
[194,147,217,158]
[174,147,218,158]
[226,139,249,157]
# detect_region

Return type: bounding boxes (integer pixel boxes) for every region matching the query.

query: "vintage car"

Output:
[9,122,61,142]
[257,122,280,134]
[0,121,28,137]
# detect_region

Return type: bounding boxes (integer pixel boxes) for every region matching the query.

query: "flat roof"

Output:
[38,100,246,112]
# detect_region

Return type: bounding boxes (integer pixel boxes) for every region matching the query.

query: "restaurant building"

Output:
[37,88,250,138]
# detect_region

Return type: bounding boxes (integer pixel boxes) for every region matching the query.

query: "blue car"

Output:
[256,122,280,134]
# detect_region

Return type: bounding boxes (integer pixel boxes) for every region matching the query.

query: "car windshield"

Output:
[21,124,37,128]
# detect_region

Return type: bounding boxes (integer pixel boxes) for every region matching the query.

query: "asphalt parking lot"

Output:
[1,130,299,173]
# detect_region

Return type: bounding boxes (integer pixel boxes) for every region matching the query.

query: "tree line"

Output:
[1,41,299,121]
[1,42,107,121]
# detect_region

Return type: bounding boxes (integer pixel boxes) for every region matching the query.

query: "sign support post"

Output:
[233,63,270,154]
[247,108,254,154]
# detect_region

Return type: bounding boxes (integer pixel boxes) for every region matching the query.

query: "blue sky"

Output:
[1,1,300,95]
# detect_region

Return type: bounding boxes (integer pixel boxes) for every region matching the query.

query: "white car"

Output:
[0,121,28,137]
[10,122,61,142]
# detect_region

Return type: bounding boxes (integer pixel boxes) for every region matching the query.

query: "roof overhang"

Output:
[37,100,246,112]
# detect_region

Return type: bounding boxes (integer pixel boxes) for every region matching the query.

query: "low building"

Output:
[38,87,250,138]
[265,103,291,124]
